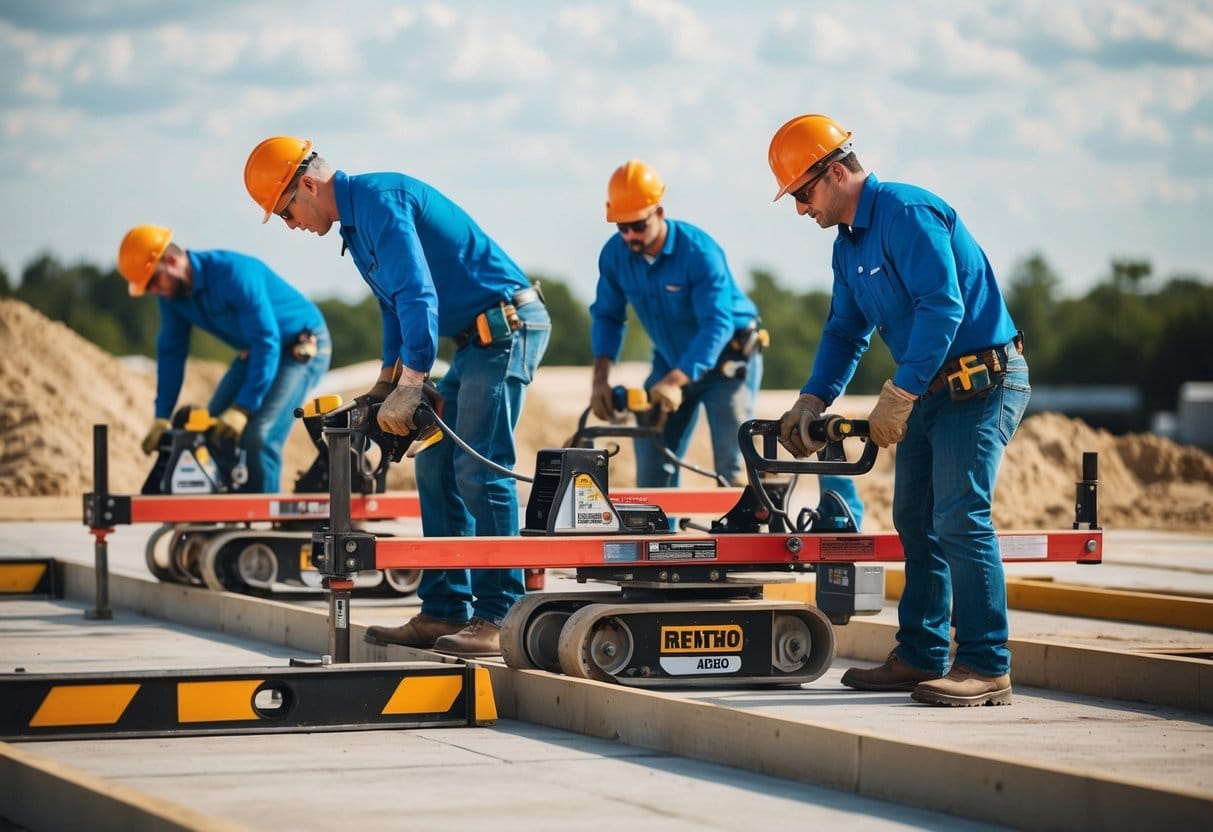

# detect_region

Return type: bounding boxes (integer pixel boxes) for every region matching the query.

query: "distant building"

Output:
[1026,385,1143,433]
[1176,382,1213,448]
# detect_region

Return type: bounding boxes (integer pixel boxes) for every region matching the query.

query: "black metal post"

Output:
[326,579,353,663]
[1074,451,1100,530]
[85,424,113,620]
[325,417,353,662]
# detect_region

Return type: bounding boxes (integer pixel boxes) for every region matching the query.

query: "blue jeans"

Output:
[817,476,865,531]
[414,301,551,625]
[636,352,763,487]
[891,345,1030,677]
[209,328,332,493]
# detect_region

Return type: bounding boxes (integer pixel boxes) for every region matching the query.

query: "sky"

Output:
[2,0,1212,305]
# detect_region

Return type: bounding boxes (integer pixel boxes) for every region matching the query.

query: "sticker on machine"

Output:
[659,624,743,674]
[659,656,741,675]
[1000,534,1049,560]
[573,473,615,529]
[646,540,718,561]
[271,500,330,518]
[602,541,641,562]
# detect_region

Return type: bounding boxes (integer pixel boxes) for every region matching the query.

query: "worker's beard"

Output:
[165,276,189,299]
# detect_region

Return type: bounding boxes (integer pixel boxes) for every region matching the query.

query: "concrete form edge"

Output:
[49,562,1213,831]
[0,741,250,832]
[487,667,1213,830]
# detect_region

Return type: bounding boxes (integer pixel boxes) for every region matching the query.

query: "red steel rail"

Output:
[370,529,1102,570]
[115,488,740,525]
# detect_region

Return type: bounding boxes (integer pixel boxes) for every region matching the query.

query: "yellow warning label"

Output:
[382,675,462,715]
[0,563,46,593]
[574,473,602,501]
[178,680,262,723]
[573,473,613,528]
[31,684,139,727]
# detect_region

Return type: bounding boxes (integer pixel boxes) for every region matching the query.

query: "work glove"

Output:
[777,395,823,458]
[359,359,403,405]
[648,380,683,414]
[590,378,615,421]
[868,380,917,448]
[361,378,398,405]
[378,383,425,436]
[141,418,170,455]
[210,406,249,444]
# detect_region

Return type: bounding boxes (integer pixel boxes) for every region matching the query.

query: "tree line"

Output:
[2,252,1209,429]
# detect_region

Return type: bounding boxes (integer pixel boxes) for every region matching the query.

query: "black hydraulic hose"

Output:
[412,405,534,484]
[568,407,730,487]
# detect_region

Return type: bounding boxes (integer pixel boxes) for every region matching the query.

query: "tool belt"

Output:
[926,331,1024,401]
[717,320,770,379]
[452,285,545,350]
[287,329,318,363]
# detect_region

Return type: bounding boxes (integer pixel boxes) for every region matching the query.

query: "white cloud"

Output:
[0,0,1208,302]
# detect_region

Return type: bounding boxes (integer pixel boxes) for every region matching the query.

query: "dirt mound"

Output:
[2,299,1211,532]
[0,298,280,496]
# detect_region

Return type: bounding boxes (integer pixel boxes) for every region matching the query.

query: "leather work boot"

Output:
[911,664,1013,707]
[840,651,944,692]
[433,617,502,657]
[364,613,466,648]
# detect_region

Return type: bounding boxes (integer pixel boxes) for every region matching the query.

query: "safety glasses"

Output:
[276,152,317,221]
[617,210,657,234]
[790,167,830,204]
[277,186,299,221]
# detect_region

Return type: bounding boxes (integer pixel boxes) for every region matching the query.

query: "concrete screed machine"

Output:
[135,398,425,597]
[307,392,1102,689]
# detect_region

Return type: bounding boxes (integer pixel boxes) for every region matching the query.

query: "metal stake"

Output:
[86,424,113,620]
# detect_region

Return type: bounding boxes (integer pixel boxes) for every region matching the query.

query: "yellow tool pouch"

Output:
[945,352,1000,401]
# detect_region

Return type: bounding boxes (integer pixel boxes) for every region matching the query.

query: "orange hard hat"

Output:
[605,160,665,223]
[117,225,173,296]
[244,136,313,223]
[768,114,853,201]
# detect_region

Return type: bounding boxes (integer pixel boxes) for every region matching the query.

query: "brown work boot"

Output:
[911,664,1012,707]
[433,617,501,657]
[364,613,466,648]
[840,651,944,692]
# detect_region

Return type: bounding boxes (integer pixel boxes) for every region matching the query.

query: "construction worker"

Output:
[590,160,864,529]
[768,114,1029,706]
[117,225,331,493]
[244,136,550,657]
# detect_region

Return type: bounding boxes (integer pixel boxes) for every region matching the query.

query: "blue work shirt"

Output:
[804,174,1018,403]
[155,250,325,419]
[334,170,531,374]
[590,219,758,382]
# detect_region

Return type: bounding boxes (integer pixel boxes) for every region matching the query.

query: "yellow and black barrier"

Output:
[0,558,59,598]
[1,662,496,741]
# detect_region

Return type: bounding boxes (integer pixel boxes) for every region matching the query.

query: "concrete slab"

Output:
[2,520,1212,830]
[2,597,1002,832]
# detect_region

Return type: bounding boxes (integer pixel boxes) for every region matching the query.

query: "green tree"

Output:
[750,268,893,393]
[1005,252,1063,375]
[750,269,821,389]
[1110,258,1151,294]
[1139,276,1213,412]
[528,275,592,365]
[316,293,382,368]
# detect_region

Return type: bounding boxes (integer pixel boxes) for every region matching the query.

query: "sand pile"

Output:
[0,299,230,496]
[2,298,1211,532]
